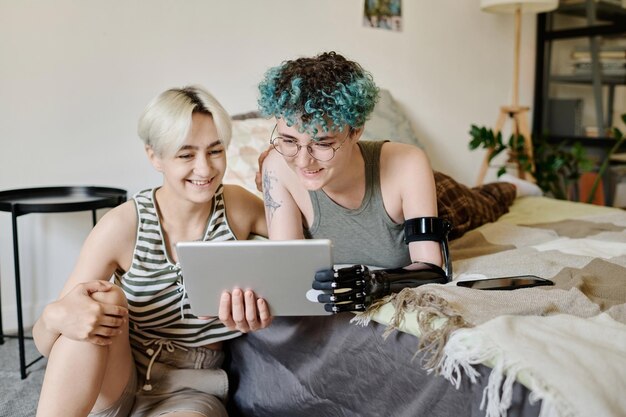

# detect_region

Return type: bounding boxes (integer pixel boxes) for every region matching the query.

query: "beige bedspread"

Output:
[357,197,626,417]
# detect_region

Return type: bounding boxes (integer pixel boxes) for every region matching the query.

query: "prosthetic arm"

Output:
[313,217,453,313]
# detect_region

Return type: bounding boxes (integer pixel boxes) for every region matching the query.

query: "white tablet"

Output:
[176,239,334,316]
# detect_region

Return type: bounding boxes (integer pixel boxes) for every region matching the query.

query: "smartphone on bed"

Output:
[456,275,554,290]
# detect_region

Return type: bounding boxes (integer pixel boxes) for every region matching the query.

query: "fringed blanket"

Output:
[357,197,626,417]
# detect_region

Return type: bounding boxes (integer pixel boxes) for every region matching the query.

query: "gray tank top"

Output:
[305,141,411,268]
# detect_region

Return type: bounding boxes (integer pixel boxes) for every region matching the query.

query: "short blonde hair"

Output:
[138,85,232,156]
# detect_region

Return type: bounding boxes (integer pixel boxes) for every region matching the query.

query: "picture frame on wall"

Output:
[363,0,402,32]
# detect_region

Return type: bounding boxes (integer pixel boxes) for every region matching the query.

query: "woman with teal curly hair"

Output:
[226,51,541,417]
[259,50,447,279]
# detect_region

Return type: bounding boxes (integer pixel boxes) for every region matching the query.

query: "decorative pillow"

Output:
[225,117,276,195]
[361,89,423,148]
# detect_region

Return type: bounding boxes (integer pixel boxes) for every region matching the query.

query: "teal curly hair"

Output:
[258,52,379,135]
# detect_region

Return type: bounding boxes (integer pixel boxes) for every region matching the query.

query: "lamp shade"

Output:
[480,0,558,13]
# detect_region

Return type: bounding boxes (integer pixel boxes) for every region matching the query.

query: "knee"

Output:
[90,283,128,309]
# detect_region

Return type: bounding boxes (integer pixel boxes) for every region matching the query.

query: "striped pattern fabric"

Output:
[114,185,240,348]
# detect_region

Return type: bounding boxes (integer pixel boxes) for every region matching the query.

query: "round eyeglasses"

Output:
[269,125,348,162]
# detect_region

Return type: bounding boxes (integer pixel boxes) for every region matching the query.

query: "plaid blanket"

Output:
[435,171,516,240]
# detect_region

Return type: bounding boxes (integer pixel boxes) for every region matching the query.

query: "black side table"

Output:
[0,186,127,379]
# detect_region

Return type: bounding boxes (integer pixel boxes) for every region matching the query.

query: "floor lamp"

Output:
[476,0,559,185]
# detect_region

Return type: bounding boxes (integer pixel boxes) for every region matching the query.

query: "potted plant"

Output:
[585,114,626,203]
[468,113,626,203]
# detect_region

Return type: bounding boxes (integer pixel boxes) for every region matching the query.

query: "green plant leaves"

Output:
[468,125,505,163]
[468,125,593,200]
[468,114,626,202]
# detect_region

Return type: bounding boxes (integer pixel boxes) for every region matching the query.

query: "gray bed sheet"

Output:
[224,314,541,417]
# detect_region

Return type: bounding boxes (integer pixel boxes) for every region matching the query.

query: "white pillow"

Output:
[361,89,423,148]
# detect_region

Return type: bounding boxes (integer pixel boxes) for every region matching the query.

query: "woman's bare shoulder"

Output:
[222,184,262,205]
[380,142,431,172]
[222,184,266,238]
[74,199,138,274]
[89,200,138,248]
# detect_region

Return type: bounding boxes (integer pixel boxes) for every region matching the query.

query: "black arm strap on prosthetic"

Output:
[403,217,453,281]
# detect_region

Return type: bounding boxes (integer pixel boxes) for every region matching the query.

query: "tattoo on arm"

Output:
[262,169,281,225]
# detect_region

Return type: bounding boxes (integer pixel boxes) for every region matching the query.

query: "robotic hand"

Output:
[313,262,449,313]
[313,217,453,313]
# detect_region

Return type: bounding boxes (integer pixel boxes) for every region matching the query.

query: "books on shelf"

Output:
[571,45,626,60]
[571,51,626,61]
[573,61,626,70]
[584,126,615,138]
[572,62,626,76]
[559,0,625,7]
[570,45,626,76]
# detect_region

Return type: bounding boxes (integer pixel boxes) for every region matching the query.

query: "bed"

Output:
[221,93,626,417]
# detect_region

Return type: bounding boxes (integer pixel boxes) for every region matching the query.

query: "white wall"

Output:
[0,0,538,330]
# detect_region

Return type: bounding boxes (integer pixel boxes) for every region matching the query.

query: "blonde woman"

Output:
[33,86,269,417]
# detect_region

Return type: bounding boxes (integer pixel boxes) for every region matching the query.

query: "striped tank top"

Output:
[114,185,240,348]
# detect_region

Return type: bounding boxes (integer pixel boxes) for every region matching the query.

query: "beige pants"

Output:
[89,343,228,417]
